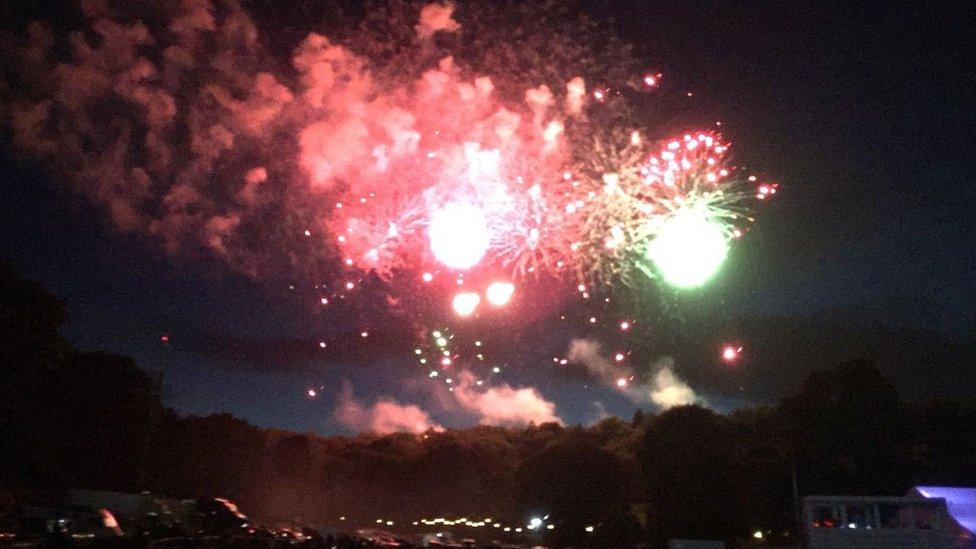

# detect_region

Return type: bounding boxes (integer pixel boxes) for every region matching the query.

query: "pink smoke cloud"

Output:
[566,339,700,409]
[415,2,461,39]
[452,371,562,427]
[335,385,442,435]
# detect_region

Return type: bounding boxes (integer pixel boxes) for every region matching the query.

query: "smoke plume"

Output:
[452,370,562,426]
[335,384,442,434]
[567,338,699,409]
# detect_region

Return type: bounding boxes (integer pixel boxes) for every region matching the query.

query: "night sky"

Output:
[1,1,974,435]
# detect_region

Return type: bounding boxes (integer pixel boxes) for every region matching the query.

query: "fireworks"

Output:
[316,56,771,296]
[338,129,764,295]
[305,35,773,301]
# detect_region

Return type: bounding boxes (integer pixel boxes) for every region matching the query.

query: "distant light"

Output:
[304,230,311,236]
[436,337,448,347]
[585,525,595,533]
[619,321,630,331]
[453,291,481,317]
[360,331,368,338]
[345,281,355,290]
[306,389,317,398]
[528,517,543,529]
[492,367,501,373]
[319,341,327,348]
[320,297,329,305]
[422,272,434,283]
[753,530,763,539]
[485,281,516,306]
[616,378,628,388]
[614,352,625,362]
[547,524,555,530]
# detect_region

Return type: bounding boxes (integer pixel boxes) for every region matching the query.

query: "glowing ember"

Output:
[452,291,481,317]
[485,281,516,306]
[722,345,741,362]
[429,203,491,270]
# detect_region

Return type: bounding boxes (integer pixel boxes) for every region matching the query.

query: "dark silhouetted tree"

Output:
[642,405,740,543]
